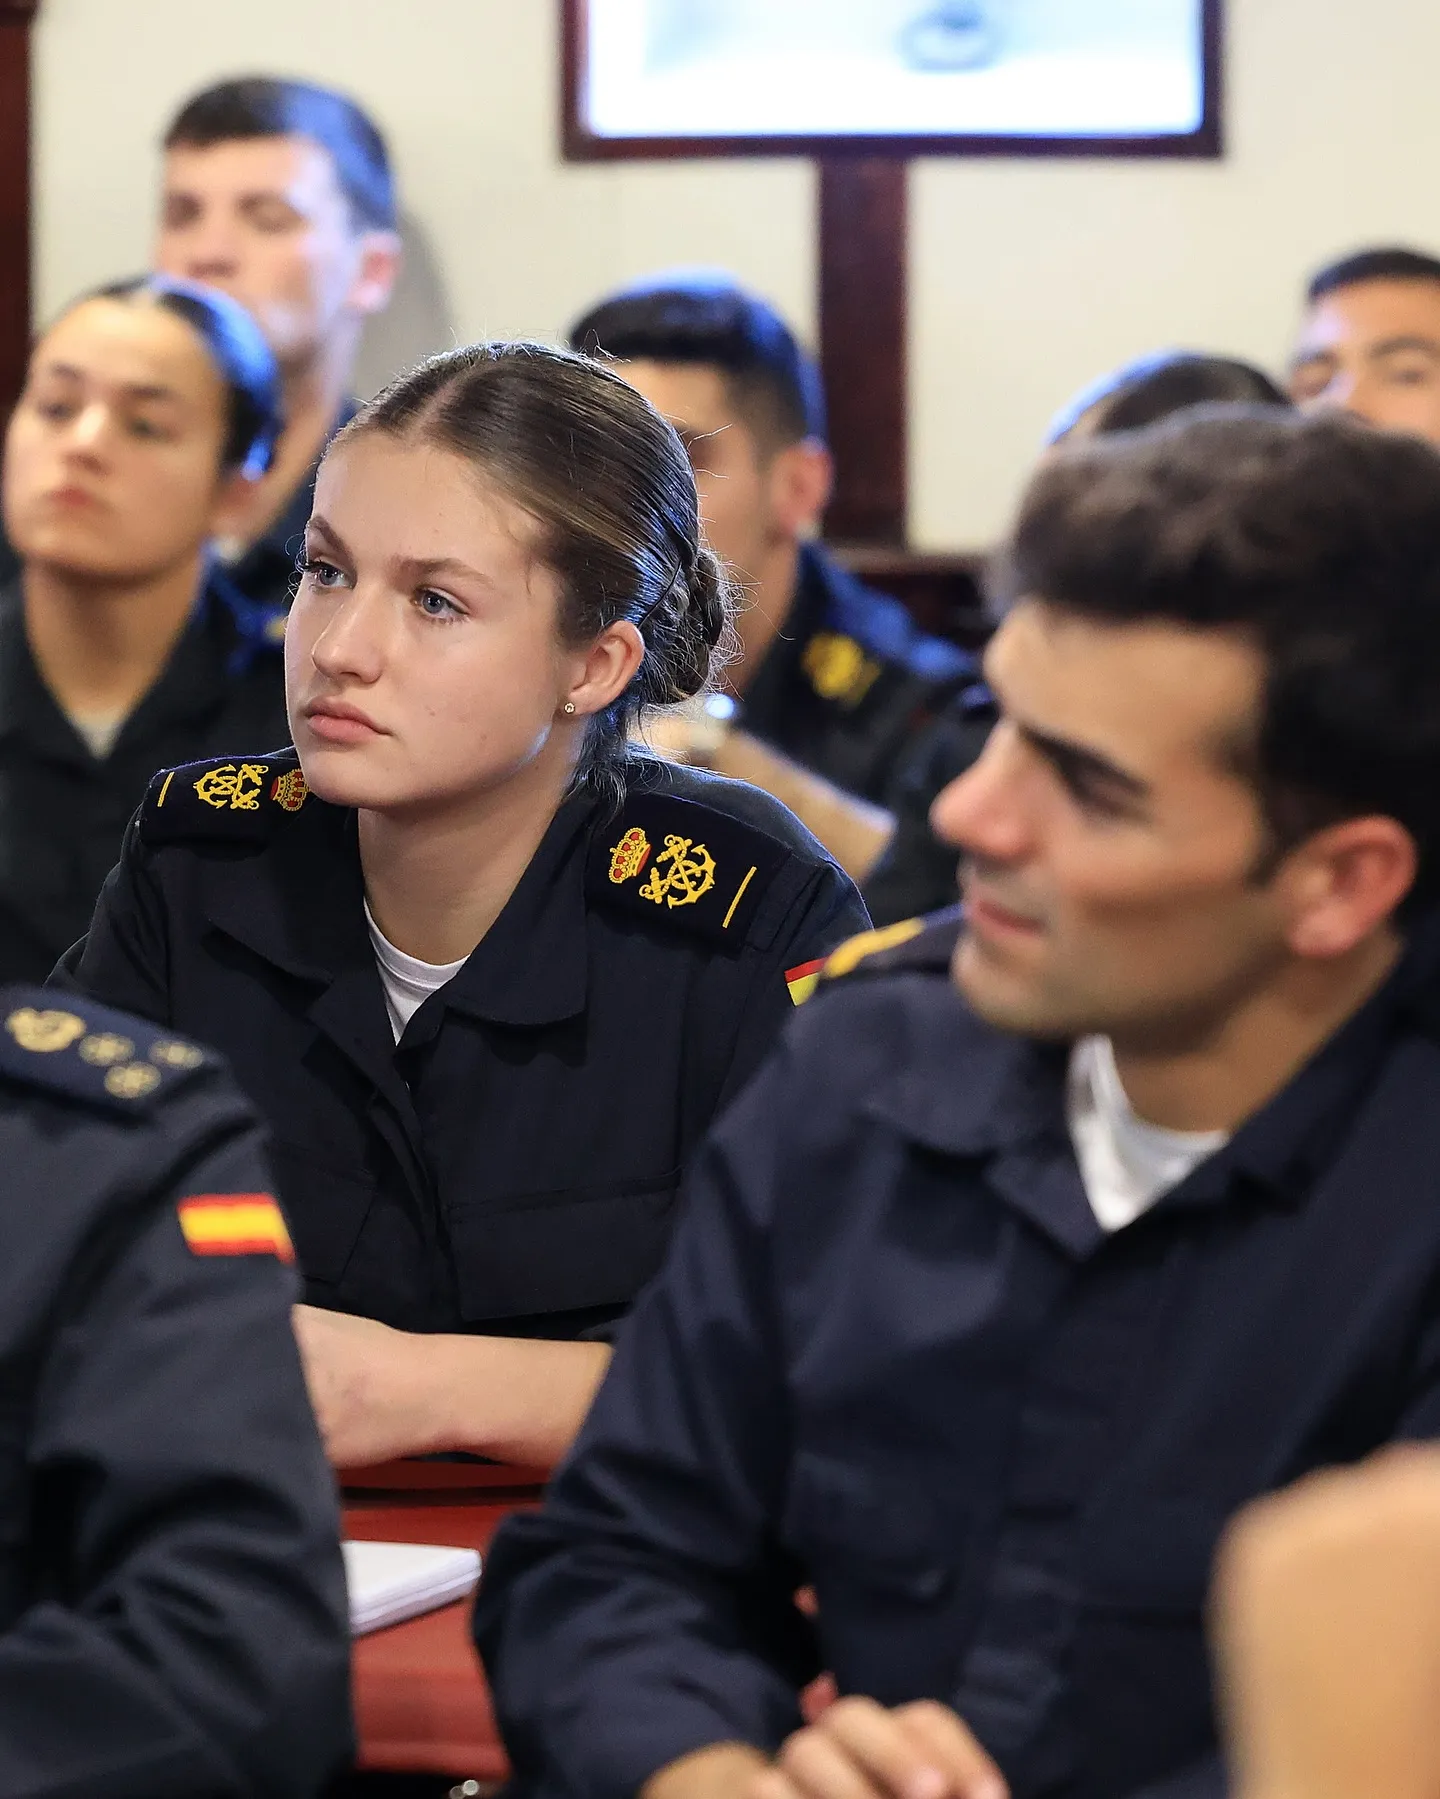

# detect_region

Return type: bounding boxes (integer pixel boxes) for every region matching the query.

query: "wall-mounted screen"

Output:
[564,0,1221,159]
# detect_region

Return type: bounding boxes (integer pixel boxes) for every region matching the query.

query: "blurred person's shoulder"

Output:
[804,545,979,691]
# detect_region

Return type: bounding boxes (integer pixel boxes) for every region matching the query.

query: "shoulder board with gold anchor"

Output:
[0,987,211,1115]
[139,750,312,847]
[587,791,796,947]
[817,906,965,987]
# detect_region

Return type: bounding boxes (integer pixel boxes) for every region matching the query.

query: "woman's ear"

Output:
[564,620,646,718]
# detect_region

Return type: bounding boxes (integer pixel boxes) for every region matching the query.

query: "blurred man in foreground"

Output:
[475,409,1440,1799]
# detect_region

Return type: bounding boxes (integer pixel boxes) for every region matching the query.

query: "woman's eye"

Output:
[128,418,169,441]
[415,589,461,621]
[32,398,74,423]
[299,557,346,588]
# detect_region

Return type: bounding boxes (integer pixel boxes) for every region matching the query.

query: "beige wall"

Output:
[31,0,1440,548]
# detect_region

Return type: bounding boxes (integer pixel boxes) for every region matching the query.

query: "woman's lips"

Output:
[43,485,103,510]
[303,704,382,744]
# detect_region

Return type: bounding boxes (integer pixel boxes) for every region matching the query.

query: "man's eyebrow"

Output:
[1017,722,1151,802]
[1368,335,1440,359]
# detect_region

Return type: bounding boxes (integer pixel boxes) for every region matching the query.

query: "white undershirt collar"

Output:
[1066,1035,1230,1233]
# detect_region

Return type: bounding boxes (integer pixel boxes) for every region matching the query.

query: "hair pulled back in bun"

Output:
[338,340,736,803]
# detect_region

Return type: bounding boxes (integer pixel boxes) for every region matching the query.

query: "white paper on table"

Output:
[343,1540,483,1637]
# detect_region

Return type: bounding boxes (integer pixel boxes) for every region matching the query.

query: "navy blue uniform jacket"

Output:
[56,751,867,1338]
[743,545,980,806]
[0,986,351,1796]
[475,912,1440,1799]
[0,572,288,984]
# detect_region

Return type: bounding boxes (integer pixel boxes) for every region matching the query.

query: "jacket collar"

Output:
[0,575,255,756]
[401,791,594,1038]
[858,929,1440,1255]
[199,784,597,1031]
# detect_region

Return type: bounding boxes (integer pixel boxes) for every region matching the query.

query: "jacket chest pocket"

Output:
[1078,1497,1220,1616]
[445,1170,681,1324]
[782,1450,962,1704]
[267,1143,379,1287]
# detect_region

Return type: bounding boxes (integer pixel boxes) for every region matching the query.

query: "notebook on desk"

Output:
[343,1540,483,1636]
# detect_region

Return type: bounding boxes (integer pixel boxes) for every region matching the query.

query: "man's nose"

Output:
[162,218,243,281]
[929,726,1030,863]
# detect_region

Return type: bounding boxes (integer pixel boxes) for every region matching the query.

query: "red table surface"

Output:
[344,1467,543,1778]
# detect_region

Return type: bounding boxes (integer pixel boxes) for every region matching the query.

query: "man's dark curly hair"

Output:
[992,407,1440,913]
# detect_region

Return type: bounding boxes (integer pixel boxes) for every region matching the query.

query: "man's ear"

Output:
[1277,815,1418,959]
[766,437,833,539]
[348,230,403,318]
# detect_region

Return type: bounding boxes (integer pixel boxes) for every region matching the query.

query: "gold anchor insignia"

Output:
[149,1039,205,1070]
[78,1033,134,1067]
[638,834,717,910]
[608,826,653,884]
[104,1063,162,1100]
[193,762,269,811]
[270,768,309,813]
[6,1008,87,1054]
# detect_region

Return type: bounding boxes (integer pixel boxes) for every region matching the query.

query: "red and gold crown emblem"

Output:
[270,769,309,813]
[608,825,653,884]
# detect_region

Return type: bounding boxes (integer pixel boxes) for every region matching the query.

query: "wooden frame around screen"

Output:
[561,0,1223,163]
[0,0,37,419]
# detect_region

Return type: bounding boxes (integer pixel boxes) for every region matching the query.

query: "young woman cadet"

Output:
[59,342,868,1471]
[0,276,286,983]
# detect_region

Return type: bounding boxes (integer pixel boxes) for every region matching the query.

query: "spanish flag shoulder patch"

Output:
[178,1194,295,1263]
[785,957,826,1006]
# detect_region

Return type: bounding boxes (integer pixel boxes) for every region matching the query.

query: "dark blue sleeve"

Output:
[49,815,172,1024]
[474,1039,818,1799]
[1128,1754,1227,1798]
[0,1107,353,1797]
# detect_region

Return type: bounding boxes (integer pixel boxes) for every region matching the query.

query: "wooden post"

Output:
[0,0,37,421]
[817,157,908,547]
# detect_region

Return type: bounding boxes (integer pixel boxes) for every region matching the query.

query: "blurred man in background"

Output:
[571,275,982,878]
[1289,245,1440,446]
[153,76,401,609]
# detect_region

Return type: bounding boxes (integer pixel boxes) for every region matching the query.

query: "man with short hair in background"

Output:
[153,76,401,609]
[571,276,983,879]
[1289,245,1440,445]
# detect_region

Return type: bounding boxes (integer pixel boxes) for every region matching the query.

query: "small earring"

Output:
[563,700,576,716]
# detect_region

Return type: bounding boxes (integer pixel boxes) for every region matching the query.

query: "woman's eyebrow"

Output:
[391,554,495,586]
[37,363,184,406]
